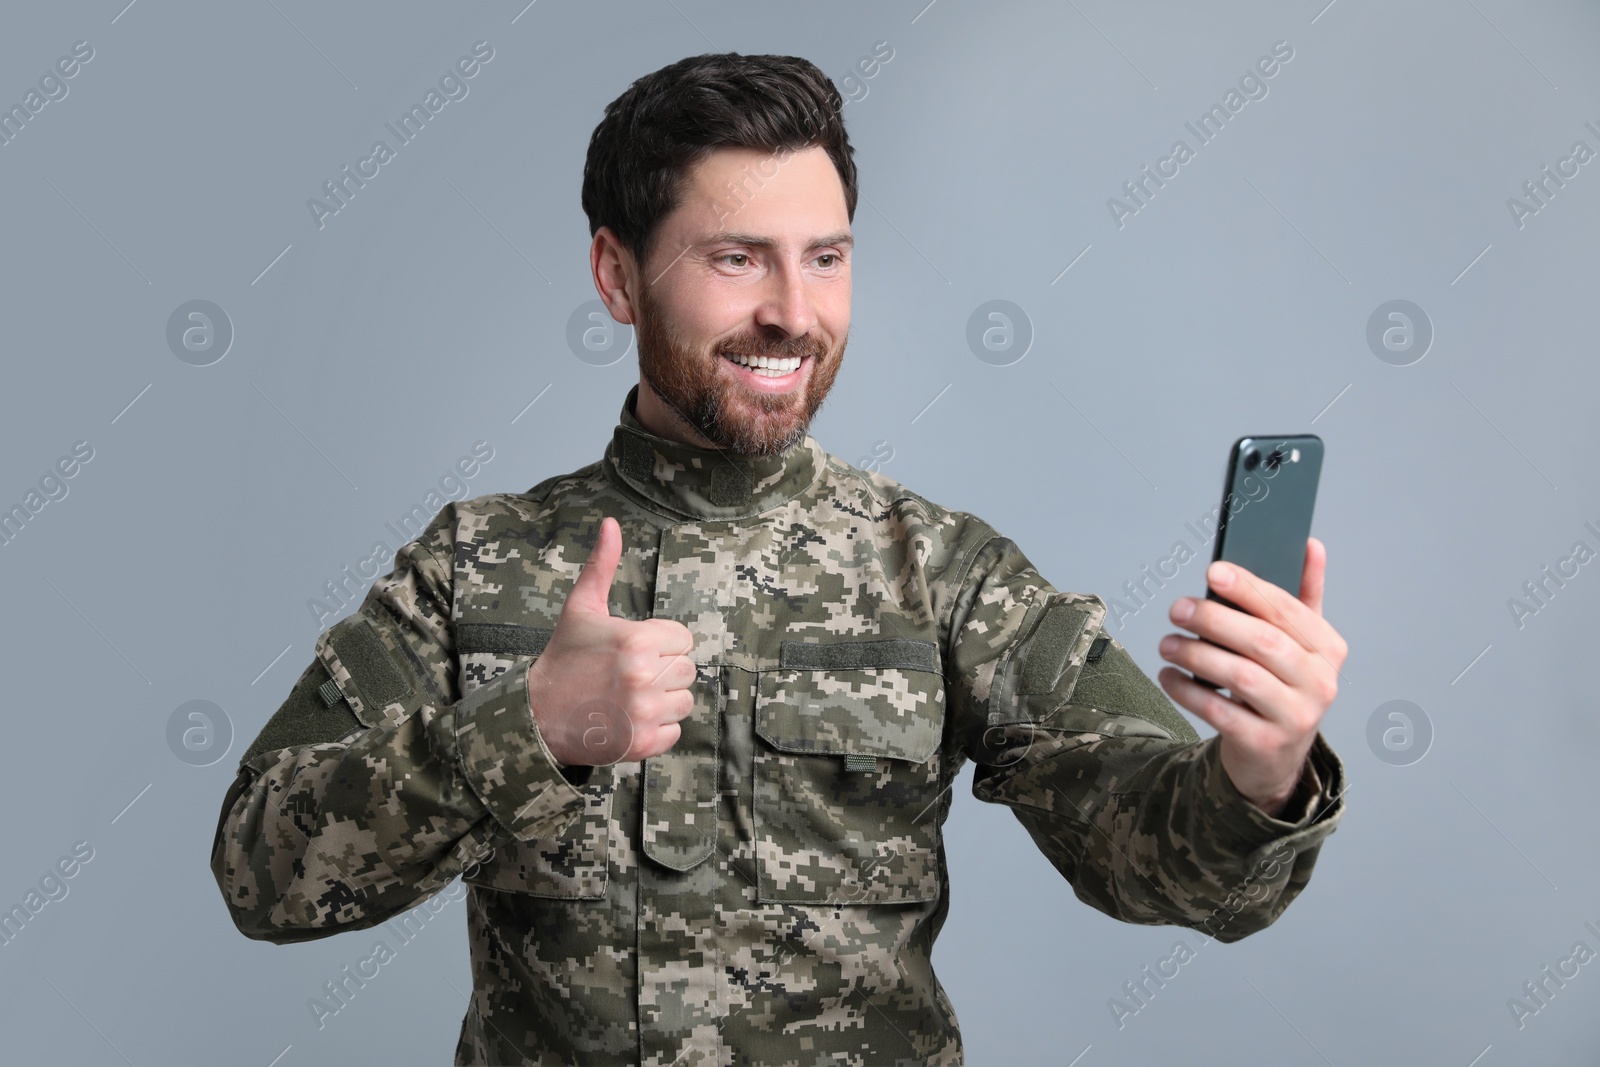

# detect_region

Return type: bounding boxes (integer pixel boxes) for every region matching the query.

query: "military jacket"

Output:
[212,385,1346,1066]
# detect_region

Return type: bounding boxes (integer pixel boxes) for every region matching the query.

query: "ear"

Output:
[591,226,642,325]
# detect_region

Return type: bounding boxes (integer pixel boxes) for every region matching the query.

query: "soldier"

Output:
[211,52,1348,1066]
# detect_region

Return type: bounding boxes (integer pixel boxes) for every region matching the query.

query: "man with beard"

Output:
[212,52,1348,1066]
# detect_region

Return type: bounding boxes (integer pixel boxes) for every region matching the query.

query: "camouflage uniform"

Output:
[212,384,1345,1066]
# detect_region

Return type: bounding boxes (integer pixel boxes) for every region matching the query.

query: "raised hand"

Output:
[525,516,698,766]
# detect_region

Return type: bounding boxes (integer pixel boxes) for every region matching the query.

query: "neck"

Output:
[604,384,825,521]
[633,375,720,449]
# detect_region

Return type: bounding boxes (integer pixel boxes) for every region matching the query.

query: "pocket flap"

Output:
[756,638,944,763]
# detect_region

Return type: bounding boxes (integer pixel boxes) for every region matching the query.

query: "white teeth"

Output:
[725,352,802,377]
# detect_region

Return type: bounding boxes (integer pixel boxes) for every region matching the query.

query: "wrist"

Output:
[1248,759,1312,819]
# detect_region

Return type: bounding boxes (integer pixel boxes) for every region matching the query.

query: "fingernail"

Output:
[1159,635,1179,655]
[1208,561,1230,588]
[1171,598,1194,622]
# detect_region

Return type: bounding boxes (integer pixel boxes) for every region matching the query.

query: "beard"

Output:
[633,285,844,457]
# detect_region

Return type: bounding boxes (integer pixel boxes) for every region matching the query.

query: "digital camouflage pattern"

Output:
[211,384,1346,1065]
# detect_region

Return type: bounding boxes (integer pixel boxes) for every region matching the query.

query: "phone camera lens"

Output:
[1243,449,1260,471]
[1265,449,1283,472]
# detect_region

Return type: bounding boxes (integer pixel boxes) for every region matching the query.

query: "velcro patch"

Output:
[1017,600,1093,695]
[709,463,748,507]
[456,622,553,657]
[327,614,412,709]
[619,435,654,482]
[238,660,363,768]
[779,637,940,673]
[1070,635,1201,743]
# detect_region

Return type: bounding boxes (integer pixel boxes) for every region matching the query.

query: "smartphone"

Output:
[1191,434,1323,691]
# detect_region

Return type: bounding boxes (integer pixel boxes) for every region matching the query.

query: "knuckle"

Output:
[1203,690,1233,721]
[628,692,662,724]
[620,655,656,690]
[636,691,682,727]
[665,689,693,719]
[1231,658,1269,695]
[1250,625,1283,660]
[1293,697,1323,732]
[1314,672,1339,707]
[654,721,682,754]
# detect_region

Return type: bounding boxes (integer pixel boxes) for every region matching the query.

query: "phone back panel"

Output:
[1208,435,1323,604]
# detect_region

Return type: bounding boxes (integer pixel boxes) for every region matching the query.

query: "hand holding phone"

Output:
[1190,435,1323,691]
[1154,433,1345,817]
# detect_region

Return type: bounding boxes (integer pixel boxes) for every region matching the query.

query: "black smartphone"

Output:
[1191,434,1323,691]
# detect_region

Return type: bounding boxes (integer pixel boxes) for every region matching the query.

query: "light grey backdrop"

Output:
[2,1,1596,1064]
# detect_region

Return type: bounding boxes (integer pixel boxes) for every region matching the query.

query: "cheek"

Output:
[826,311,850,342]
[652,307,715,354]
[671,288,748,343]
[818,284,851,335]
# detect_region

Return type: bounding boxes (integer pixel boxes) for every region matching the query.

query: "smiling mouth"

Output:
[721,351,806,378]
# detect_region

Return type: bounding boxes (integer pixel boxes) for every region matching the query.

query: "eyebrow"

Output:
[699,230,854,252]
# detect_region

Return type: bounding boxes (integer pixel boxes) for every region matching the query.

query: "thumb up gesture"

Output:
[526,517,697,766]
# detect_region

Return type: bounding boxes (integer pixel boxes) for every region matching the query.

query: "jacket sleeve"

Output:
[945,532,1345,943]
[210,506,591,944]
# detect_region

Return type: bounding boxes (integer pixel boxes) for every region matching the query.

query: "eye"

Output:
[815,254,840,268]
[718,253,750,267]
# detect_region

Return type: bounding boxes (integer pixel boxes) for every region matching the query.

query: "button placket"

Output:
[641,523,728,871]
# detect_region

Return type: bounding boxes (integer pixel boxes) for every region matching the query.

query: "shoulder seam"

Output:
[941,526,1003,637]
[526,460,603,505]
[822,452,950,520]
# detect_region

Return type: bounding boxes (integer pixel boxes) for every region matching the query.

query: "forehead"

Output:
[666,145,850,241]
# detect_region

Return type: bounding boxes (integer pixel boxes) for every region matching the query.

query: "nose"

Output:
[753,260,818,340]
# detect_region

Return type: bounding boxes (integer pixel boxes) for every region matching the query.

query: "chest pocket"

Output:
[753,636,946,905]
[455,623,613,900]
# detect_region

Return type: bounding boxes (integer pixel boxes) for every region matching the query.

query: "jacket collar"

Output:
[601,384,826,521]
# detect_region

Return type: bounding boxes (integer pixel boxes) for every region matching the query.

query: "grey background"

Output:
[2,1,1595,1064]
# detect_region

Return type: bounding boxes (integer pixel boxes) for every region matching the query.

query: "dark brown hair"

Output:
[581,53,858,274]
